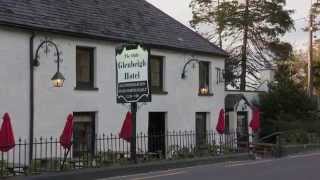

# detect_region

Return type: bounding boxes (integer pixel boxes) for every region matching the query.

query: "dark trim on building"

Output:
[29,32,35,166]
[198,93,214,97]
[74,87,99,91]
[152,91,168,95]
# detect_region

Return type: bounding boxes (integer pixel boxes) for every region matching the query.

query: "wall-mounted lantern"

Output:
[28,36,66,167]
[51,71,65,87]
[34,39,65,87]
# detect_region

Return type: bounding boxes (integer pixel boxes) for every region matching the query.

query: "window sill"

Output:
[152,90,168,95]
[198,93,214,97]
[74,87,99,91]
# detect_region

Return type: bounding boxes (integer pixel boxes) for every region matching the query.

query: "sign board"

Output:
[115,44,151,103]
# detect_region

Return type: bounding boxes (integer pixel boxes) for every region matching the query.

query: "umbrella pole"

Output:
[61,148,70,170]
[219,135,223,154]
[1,152,3,176]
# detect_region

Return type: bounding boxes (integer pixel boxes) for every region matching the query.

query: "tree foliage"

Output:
[284,44,320,95]
[190,0,294,90]
[258,59,320,137]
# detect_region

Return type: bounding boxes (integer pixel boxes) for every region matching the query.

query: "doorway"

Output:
[148,112,166,157]
[196,112,207,147]
[73,112,96,158]
[237,111,249,145]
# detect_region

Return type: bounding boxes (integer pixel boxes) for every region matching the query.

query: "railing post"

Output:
[130,102,137,163]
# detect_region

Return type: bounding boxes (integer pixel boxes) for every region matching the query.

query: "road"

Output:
[98,153,320,180]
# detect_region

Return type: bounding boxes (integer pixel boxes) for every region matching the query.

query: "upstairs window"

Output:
[216,67,225,84]
[150,56,165,94]
[76,47,95,89]
[199,61,211,96]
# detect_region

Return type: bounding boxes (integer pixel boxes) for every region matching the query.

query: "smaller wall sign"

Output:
[115,44,151,103]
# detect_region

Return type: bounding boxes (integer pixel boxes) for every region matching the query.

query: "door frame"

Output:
[73,112,96,157]
[148,112,167,157]
[236,111,249,143]
[195,112,208,147]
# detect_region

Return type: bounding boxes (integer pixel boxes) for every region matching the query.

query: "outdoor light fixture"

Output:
[34,39,65,87]
[51,71,65,87]
[28,35,66,167]
[200,86,209,95]
[181,57,199,79]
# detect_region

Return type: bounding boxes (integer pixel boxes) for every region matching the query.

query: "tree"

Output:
[258,56,320,138]
[307,40,320,95]
[190,0,227,48]
[284,43,320,95]
[190,0,294,90]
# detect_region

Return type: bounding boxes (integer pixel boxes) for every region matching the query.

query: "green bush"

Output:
[0,160,9,176]
[258,63,320,139]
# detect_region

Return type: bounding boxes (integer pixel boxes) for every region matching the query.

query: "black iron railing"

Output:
[0,131,245,177]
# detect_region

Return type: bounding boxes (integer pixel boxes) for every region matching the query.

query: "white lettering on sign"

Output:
[116,46,148,83]
[115,44,151,103]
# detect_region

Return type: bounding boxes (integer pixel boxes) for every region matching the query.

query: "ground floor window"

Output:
[73,112,96,158]
[196,112,208,147]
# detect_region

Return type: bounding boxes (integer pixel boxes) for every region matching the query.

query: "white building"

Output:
[0,0,227,153]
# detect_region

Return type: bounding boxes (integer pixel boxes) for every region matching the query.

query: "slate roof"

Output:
[0,0,226,56]
[225,94,252,111]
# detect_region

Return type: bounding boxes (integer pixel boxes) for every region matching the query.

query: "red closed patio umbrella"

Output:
[0,113,15,152]
[60,114,74,150]
[59,114,74,170]
[119,112,132,142]
[250,107,260,133]
[216,109,225,134]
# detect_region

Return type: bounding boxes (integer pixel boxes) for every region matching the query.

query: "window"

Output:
[196,112,207,147]
[150,56,165,93]
[199,61,211,95]
[76,47,95,89]
[216,67,225,84]
[73,112,96,157]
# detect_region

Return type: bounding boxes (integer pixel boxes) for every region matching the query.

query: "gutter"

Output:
[29,32,35,166]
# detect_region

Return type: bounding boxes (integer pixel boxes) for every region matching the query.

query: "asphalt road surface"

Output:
[97,153,320,180]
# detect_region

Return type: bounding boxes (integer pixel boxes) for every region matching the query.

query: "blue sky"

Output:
[146,0,310,50]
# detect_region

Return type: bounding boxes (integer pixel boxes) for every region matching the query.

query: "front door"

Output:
[237,112,249,145]
[73,112,95,158]
[196,112,207,147]
[148,112,166,156]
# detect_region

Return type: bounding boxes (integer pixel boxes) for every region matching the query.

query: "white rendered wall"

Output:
[0,28,30,139]
[0,27,225,140]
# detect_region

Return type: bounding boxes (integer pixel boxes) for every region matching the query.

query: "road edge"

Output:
[9,153,254,180]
